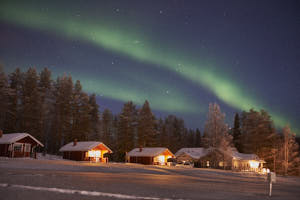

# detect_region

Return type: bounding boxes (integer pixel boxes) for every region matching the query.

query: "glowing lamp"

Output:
[88,150,101,158]
[158,155,165,164]
[249,160,259,168]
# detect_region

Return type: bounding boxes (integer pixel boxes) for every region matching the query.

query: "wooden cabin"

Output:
[127,147,175,165]
[59,140,112,162]
[175,148,208,164]
[231,151,265,172]
[197,148,233,169]
[0,131,44,158]
[176,147,265,172]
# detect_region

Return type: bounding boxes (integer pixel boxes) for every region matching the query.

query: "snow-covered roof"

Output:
[127,147,174,157]
[59,141,112,153]
[0,133,44,147]
[232,151,262,161]
[175,148,208,159]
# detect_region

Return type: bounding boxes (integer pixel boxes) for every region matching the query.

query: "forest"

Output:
[0,67,299,175]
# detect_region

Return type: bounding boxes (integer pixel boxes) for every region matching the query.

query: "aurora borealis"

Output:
[0,1,299,134]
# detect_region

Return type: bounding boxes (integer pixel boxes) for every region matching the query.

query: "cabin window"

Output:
[13,143,23,152]
[24,144,31,152]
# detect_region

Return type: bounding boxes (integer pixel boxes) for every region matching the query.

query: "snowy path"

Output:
[0,158,300,200]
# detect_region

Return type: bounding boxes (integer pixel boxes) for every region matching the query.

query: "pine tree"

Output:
[51,75,73,152]
[21,68,42,140]
[71,80,91,141]
[88,93,100,140]
[7,68,24,132]
[71,80,83,141]
[101,109,113,145]
[117,101,137,161]
[195,128,201,147]
[158,118,168,147]
[232,113,242,152]
[187,129,195,147]
[38,68,53,150]
[0,65,11,130]
[137,100,157,147]
[240,109,277,171]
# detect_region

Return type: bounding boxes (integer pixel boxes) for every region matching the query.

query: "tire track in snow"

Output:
[0,183,186,200]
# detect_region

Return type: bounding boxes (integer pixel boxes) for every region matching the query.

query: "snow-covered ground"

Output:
[0,157,299,200]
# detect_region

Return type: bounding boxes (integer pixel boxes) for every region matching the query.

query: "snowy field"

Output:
[0,156,300,200]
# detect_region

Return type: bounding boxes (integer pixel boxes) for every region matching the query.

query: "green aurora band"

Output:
[0,3,298,133]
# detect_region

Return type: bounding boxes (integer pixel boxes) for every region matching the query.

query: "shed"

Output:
[127,147,175,165]
[0,131,44,158]
[59,140,112,162]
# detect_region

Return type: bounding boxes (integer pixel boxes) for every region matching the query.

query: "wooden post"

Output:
[11,143,14,158]
[267,172,276,196]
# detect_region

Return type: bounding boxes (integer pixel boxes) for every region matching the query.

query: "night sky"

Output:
[0,0,299,134]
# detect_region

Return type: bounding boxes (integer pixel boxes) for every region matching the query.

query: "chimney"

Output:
[73,139,78,146]
[0,130,3,138]
[139,146,143,152]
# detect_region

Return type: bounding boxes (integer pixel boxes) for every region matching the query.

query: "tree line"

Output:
[203,103,300,176]
[0,67,201,157]
[0,67,299,175]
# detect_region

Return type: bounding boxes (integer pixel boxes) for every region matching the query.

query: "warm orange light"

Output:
[157,155,165,164]
[88,150,101,158]
[249,160,259,168]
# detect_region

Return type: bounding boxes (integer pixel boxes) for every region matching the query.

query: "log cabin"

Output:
[175,148,208,164]
[59,140,112,162]
[0,131,44,158]
[127,147,175,165]
[176,147,265,172]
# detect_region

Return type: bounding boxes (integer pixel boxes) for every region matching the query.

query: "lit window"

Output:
[249,160,259,168]
[88,150,101,158]
[157,155,165,164]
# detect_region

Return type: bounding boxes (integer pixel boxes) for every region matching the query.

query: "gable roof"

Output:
[127,147,174,157]
[0,133,44,147]
[175,148,208,159]
[59,141,112,153]
[232,151,261,161]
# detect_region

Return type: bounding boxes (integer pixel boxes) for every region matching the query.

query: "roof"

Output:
[175,147,265,162]
[175,148,208,159]
[0,133,44,147]
[232,151,265,162]
[127,147,174,157]
[59,141,112,153]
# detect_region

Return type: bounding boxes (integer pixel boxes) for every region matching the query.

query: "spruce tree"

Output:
[7,68,24,132]
[101,108,113,145]
[137,100,157,147]
[195,128,201,147]
[88,93,100,140]
[38,68,53,150]
[232,113,242,152]
[117,101,137,161]
[0,66,10,130]
[240,109,277,171]
[21,68,42,140]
